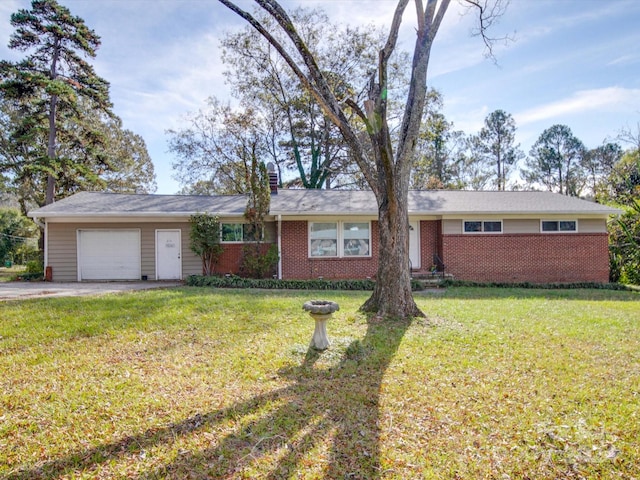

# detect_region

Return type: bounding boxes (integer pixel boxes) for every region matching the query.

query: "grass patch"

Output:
[0,266,26,283]
[1,286,638,479]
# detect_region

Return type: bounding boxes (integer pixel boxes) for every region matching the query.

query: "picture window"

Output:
[309,221,371,257]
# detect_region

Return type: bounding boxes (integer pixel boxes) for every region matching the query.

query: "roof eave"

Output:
[28,211,247,219]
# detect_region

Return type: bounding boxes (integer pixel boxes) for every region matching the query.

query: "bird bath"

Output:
[303,300,339,350]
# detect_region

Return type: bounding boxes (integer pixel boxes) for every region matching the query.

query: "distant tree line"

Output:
[168,7,631,202]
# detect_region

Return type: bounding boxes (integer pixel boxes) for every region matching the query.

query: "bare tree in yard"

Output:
[218,0,508,319]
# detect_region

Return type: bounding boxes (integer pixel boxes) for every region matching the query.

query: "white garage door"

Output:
[78,230,141,281]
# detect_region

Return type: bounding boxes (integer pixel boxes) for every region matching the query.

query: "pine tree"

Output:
[0,0,112,205]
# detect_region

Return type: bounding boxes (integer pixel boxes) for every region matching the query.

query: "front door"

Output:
[409,221,420,270]
[156,229,182,280]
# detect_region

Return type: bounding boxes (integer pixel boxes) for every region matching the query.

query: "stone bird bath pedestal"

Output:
[303,300,339,350]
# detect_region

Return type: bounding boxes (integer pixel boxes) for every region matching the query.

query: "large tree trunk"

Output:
[362,188,423,318]
[45,93,57,205]
[45,39,61,206]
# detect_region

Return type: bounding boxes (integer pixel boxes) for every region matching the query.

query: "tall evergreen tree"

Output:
[473,109,522,190]
[0,0,112,205]
[523,124,586,196]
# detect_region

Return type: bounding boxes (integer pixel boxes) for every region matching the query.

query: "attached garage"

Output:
[77,229,141,281]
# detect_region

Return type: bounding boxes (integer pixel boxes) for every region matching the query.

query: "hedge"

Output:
[186,275,427,291]
[186,275,632,292]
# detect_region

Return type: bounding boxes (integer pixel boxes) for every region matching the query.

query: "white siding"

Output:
[47,221,201,282]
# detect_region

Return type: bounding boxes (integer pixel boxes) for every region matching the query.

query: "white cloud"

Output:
[515,87,640,126]
[607,54,640,67]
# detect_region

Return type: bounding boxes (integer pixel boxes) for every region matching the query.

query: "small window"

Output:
[483,221,503,233]
[464,221,482,233]
[221,223,261,243]
[310,222,337,257]
[541,220,577,233]
[221,223,243,242]
[464,220,502,234]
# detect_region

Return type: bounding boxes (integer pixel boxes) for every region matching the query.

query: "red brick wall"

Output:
[281,221,610,283]
[213,244,243,275]
[208,243,275,276]
[420,220,441,269]
[281,220,380,279]
[442,233,610,283]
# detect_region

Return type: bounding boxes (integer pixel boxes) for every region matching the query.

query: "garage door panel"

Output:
[78,230,141,280]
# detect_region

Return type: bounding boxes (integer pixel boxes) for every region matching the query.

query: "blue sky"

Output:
[1,0,639,194]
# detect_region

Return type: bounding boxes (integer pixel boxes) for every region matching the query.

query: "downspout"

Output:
[43,220,48,268]
[277,214,282,279]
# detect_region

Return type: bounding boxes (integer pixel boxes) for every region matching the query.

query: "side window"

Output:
[541,220,577,233]
[464,220,502,233]
[221,223,263,243]
[464,221,482,233]
[221,223,243,242]
[483,221,502,233]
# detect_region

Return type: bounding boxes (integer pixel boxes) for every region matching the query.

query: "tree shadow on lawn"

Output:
[5,316,412,479]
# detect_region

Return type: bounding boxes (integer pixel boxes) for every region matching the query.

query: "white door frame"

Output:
[155,229,182,280]
[409,221,421,270]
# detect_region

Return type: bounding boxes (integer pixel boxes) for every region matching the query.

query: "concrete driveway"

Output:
[0,281,183,301]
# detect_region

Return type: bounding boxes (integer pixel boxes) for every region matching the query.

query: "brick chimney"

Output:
[267,162,278,195]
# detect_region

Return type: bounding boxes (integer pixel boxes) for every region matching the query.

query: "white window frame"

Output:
[309,221,372,258]
[463,220,503,234]
[540,220,578,233]
[220,223,262,243]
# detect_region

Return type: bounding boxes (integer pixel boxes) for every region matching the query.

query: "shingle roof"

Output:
[270,189,621,216]
[29,189,620,219]
[28,191,247,217]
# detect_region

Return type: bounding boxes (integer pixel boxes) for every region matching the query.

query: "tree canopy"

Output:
[472,109,523,191]
[523,124,587,196]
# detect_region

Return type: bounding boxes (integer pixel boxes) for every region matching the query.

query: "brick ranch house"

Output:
[28,189,620,284]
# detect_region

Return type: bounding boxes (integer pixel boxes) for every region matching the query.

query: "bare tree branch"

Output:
[462,0,513,60]
[396,0,450,175]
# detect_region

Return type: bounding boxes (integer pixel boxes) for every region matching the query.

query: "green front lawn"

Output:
[1,287,638,479]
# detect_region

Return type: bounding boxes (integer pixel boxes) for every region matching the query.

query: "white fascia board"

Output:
[441,211,619,219]
[270,210,379,217]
